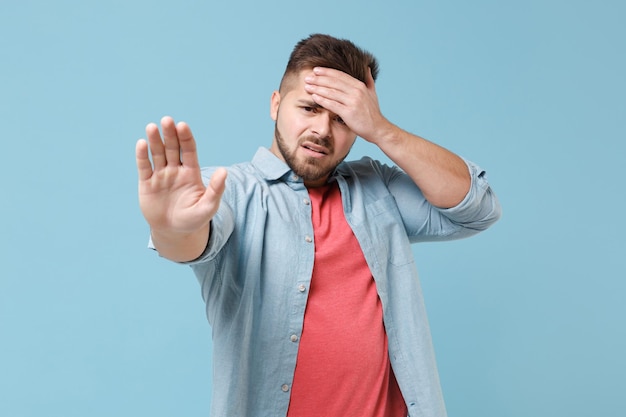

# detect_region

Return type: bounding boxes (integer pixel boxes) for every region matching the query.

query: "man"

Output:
[136,34,501,417]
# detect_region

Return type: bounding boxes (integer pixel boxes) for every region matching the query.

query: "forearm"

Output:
[150,224,210,263]
[373,123,471,208]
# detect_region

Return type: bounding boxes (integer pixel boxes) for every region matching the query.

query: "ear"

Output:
[270,91,280,121]
[365,67,375,90]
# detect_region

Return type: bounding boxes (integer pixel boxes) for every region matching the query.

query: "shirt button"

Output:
[303,198,310,205]
[297,284,306,292]
[290,334,299,342]
[281,384,290,392]
[292,175,299,181]
[305,235,312,243]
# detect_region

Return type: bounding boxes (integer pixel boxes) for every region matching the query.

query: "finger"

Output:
[199,168,228,210]
[160,116,181,167]
[305,78,347,98]
[307,84,348,106]
[175,121,200,169]
[207,168,227,198]
[309,93,345,116]
[304,78,349,110]
[309,67,361,92]
[145,122,166,170]
[135,139,153,181]
[305,69,361,108]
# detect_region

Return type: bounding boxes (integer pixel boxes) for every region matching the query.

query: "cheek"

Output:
[334,134,357,154]
[276,108,301,131]
[280,116,308,138]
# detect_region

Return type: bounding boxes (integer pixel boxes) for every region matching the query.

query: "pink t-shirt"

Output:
[287,183,407,417]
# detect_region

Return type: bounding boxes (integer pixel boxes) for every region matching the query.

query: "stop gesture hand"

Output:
[135,116,226,260]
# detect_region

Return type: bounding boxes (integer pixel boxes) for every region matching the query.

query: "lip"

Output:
[301,141,329,158]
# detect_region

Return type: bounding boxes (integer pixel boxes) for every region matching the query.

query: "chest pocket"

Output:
[365,195,415,267]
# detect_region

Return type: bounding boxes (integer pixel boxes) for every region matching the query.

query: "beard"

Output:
[274,124,349,185]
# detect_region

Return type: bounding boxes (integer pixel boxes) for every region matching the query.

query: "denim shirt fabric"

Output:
[180,147,501,417]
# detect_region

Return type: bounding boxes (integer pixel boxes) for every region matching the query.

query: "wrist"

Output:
[368,121,402,147]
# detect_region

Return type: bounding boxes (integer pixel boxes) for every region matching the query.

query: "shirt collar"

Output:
[250,147,292,181]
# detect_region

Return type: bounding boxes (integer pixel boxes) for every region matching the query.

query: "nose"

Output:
[311,111,332,139]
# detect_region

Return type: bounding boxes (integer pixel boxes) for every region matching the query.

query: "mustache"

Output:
[274,124,334,153]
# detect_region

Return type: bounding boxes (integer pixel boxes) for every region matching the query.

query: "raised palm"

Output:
[135,116,226,237]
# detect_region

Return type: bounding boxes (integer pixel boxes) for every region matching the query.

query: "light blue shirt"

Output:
[178,147,500,417]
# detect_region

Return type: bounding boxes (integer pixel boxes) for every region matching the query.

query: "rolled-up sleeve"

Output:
[378,157,501,242]
[437,159,501,233]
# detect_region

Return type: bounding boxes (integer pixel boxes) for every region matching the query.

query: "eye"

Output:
[302,106,316,113]
[334,116,346,125]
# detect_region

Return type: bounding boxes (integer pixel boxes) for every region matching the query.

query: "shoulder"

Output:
[336,157,405,183]
[199,160,265,185]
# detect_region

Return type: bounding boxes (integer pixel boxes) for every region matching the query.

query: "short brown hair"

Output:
[279,34,379,92]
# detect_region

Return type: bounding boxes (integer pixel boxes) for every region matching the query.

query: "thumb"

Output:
[207,167,227,199]
[197,167,228,213]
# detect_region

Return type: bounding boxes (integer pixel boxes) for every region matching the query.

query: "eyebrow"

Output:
[296,99,324,109]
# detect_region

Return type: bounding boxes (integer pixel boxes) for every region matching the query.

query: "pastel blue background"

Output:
[1,0,624,416]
